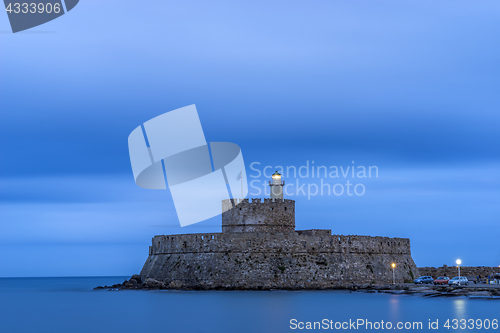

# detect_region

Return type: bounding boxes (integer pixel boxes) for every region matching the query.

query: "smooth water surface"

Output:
[0,277,499,332]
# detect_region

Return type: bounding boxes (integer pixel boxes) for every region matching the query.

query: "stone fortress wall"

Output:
[140,229,419,289]
[147,231,413,256]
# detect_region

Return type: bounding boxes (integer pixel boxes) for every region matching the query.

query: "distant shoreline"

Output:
[94,275,500,298]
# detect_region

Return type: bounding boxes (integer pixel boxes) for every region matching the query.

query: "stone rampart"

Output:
[148,231,411,255]
[140,230,419,289]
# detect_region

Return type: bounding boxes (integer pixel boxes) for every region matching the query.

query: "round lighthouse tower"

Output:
[269,171,285,200]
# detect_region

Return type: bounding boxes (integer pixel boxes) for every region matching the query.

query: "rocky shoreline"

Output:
[94,275,500,298]
[358,285,500,298]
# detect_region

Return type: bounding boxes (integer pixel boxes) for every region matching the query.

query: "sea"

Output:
[0,277,499,333]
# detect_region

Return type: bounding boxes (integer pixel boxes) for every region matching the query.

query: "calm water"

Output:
[0,277,499,333]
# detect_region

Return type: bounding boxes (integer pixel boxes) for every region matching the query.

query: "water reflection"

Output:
[453,298,467,319]
[388,295,401,322]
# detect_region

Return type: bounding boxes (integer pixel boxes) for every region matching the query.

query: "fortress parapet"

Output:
[148,232,412,256]
[222,198,295,233]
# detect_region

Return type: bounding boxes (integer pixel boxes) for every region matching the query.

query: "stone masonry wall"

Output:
[419,266,500,279]
[222,198,295,233]
[140,230,419,289]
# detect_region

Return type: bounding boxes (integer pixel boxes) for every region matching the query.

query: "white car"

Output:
[448,276,469,286]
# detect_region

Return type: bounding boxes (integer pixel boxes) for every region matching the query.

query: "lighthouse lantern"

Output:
[269,171,284,200]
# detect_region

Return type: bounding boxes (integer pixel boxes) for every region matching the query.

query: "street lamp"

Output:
[392,263,396,284]
[456,259,462,285]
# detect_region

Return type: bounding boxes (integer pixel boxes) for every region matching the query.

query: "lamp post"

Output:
[456,259,461,286]
[392,263,396,284]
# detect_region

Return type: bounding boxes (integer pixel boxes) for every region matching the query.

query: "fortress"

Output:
[140,173,419,289]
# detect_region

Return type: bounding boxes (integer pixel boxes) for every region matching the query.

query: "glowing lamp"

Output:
[269,171,284,200]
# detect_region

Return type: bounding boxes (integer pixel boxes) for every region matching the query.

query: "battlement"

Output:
[296,229,332,237]
[222,198,295,233]
[148,232,413,256]
[222,198,294,211]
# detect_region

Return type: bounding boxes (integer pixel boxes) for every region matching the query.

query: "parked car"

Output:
[448,276,469,286]
[414,276,434,284]
[434,276,450,285]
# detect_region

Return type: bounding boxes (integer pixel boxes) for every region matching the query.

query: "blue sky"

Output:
[1,0,499,277]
